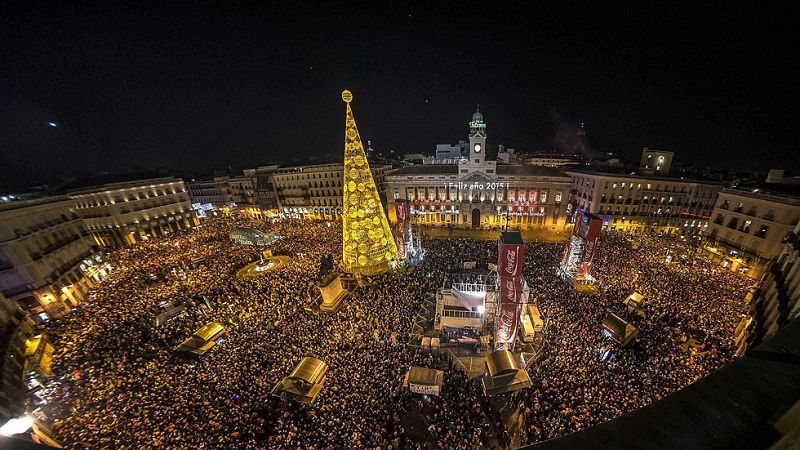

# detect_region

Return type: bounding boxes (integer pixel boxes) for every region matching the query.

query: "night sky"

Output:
[1,2,797,187]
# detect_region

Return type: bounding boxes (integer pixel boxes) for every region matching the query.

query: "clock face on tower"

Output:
[474,144,481,153]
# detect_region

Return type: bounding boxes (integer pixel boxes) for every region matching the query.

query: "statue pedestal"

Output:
[317,273,349,313]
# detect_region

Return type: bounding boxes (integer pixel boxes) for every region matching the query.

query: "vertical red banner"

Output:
[496,232,525,345]
[394,200,410,260]
[559,241,571,273]
[577,214,603,279]
[573,211,587,238]
[495,275,521,344]
[497,242,525,278]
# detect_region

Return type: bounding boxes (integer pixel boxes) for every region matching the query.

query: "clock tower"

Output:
[469,107,487,165]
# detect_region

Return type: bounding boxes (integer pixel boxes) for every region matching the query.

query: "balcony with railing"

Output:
[1,284,34,298]
[39,234,84,257]
[52,250,93,280]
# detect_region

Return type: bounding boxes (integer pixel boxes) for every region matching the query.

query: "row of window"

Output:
[7,211,80,239]
[84,210,189,230]
[311,198,342,207]
[597,207,680,216]
[275,179,345,189]
[75,187,186,209]
[78,198,188,218]
[714,214,770,238]
[309,188,341,197]
[600,195,681,205]
[310,181,343,189]
[22,225,88,261]
[276,172,343,182]
[605,216,709,228]
[411,212,559,226]
[397,189,560,203]
[718,199,780,222]
[572,176,718,195]
[414,205,549,213]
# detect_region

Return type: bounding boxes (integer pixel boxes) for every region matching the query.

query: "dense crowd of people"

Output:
[514,233,752,443]
[40,216,751,449]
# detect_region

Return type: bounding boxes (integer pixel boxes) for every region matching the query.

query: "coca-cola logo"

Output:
[584,240,595,261]
[496,306,517,342]
[502,277,517,302]
[503,246,521,276]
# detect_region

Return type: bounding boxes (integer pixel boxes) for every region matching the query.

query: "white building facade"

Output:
[0,291,34,421]
[186,176,229,207]
[384,111,573,230]
[272,162,392,220]
[751,221,800,343]
[705,188,800,277]
[566,170,721,234]
[0,197,101,322]
[70,177,196,247]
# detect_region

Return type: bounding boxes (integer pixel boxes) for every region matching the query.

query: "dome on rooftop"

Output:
[472,108,483,122]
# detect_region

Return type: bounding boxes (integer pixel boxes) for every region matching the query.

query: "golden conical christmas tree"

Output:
[340,90,397,275]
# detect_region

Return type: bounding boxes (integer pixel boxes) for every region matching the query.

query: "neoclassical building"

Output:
[271,162,392,221]
[384,110,573,230]
[704,187,800,277]
[0,196,100,322]
[566,170,722,235]
[70,177,196,247]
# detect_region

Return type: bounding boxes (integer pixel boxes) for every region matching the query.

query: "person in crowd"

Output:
[41,217,750,449]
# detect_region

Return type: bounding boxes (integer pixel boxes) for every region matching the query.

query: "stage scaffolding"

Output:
[435,271,529,351]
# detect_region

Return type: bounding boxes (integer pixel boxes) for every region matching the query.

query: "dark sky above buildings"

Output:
[0,2,797,187]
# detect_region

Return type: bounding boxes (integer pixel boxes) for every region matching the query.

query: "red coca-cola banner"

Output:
[394,201,410,260]
[559,241,571,273]
[496,232,525,345]
[577,214,603,279]
[573,211,587,238]
[495,275,522,344]
[396,200,409,223]
[495,301,519,344]
[497,243,525,278]
[499,275,522,304]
